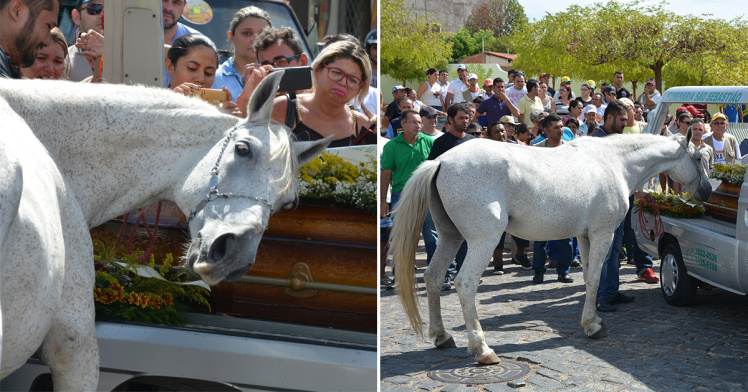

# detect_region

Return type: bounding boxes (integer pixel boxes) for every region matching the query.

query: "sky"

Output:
[520,0,748,22]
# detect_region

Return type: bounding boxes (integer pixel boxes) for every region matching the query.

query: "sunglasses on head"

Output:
[81,3,104,15]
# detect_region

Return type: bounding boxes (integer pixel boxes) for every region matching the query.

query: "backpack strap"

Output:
[284,93,298,128]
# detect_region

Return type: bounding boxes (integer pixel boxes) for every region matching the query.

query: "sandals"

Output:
[381,278,394,287]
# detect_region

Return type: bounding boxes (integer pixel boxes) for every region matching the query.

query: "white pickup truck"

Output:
[636,86,748,306]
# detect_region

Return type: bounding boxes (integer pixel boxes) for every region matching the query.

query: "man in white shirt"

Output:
[637,78,661,118]
[505,70,527,108]
[444,64,469,111]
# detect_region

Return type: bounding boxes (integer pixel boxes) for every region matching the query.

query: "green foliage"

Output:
[508,0,748,91]
[444,28,495,63]
[636,191,705,219]
[464,0,528,38]
[298,152,377,212]
[93,242,211,326]
[381,0,453,83]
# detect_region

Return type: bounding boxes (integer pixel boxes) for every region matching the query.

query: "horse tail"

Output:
[392,160,440,337]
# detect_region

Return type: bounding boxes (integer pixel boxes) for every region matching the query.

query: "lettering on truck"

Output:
[666,91,744,104]
[684,247,718,272]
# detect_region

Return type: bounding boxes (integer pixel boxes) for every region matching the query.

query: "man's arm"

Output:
[444,92,454,111]
[496,91,520,118]
[380,170,393,218]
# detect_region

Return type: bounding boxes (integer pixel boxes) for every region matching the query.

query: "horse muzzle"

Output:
[188,226,264,286]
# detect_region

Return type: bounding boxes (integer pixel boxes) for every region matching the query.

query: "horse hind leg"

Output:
[454,239,501,364]
[424,235,461,349]
[579,234,613,339]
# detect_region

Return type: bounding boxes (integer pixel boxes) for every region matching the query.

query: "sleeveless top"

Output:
[284,95,365,148]
[421,81,443,107]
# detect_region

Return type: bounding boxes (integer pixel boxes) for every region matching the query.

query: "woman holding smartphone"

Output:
[237,38,374,146]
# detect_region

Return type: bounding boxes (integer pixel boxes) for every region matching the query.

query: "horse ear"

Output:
[295,136,333,167]
[685,127,693,147]
[246,70,284,123]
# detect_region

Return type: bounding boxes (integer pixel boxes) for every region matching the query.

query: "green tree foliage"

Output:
[444,28,495,63]
[508,1,748,92]
[381,0,453,83]
[464,0,528,38]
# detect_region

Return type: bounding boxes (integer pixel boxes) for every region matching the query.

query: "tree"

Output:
[381,0,453,84]
[443,28,494,63]
[464,0,528,38]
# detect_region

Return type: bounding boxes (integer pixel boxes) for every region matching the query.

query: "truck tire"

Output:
[660,242,698,306]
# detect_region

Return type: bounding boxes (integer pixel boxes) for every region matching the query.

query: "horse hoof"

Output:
[476,351,501,365]
[589,323,608,339]
[435,336,457,348]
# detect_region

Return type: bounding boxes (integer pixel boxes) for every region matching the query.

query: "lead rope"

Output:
[637,194,694,241]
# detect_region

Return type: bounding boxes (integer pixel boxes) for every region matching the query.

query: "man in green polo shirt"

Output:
[381,109,436,286]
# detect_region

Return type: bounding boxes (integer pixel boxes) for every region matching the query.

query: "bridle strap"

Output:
[187,125,274,223]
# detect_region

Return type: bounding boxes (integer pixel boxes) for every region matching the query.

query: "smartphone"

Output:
[193,88,228,106]
[271,66,312,92]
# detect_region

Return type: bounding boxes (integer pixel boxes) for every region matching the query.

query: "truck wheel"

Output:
[660,242,698,306]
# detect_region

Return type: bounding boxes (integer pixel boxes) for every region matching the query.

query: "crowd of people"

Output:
[379,63,745,311]
[1,0,379,146]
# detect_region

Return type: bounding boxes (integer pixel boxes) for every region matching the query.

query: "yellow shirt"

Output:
[518,95,543,129]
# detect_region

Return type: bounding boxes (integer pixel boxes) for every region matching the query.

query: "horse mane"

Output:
[267,119,299,197]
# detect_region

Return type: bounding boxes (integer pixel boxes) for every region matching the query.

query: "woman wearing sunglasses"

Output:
[237,38,373,147]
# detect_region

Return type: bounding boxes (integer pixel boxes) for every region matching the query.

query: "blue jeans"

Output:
[598,220,625,303]
[624,195,653,275]
[496,232,530,250]
[532,238,573,275]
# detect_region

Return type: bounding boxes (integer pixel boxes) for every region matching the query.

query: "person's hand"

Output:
[235,65,274,117]
[380,200,389,218]
[220,87,244,117]
[241,63,263,86]
[76,30,104,68]
[495,90,508,102]
[172,82,201,96]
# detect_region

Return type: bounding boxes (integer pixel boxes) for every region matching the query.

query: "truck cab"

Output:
[637,86,748,305]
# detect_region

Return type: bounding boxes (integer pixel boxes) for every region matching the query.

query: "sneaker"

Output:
[596,299,617,312]
[492,269,504,275]
[609,292,635,305]
[571,258,582,268]
[513,254,532,269]
[532,271,544,284]
[441,277,452,291]
[619,251,627,261]
[637,268,659,283]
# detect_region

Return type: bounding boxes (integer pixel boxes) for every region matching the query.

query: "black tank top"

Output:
[284,94,364,147]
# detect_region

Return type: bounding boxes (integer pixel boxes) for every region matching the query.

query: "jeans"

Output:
[624,195,653,275]
[497,232,530,250]
[532,238,573,275]
[598,220,625,303]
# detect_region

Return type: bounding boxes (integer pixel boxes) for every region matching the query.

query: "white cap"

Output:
[468,73,478,80]
[583,105,597,115]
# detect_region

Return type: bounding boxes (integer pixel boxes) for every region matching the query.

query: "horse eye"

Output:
[235,142,251,157]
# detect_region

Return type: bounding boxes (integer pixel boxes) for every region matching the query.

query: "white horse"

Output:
[0,72,331,385]
[392,132,711,365]
[0,99,96,389]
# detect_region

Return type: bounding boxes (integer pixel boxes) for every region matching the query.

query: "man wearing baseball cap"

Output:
[579,105,599,136]
[637,78,660,117]
[704,112,742,165]
[482,78,493,99]
[444,64,469,110]
[66,0,105,81]
[382,85,406,131]
[419,106,443,139]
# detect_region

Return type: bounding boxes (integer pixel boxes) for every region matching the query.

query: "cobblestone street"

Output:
[380,240,748,391]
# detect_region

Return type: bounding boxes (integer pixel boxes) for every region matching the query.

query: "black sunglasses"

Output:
[81,3,104,16]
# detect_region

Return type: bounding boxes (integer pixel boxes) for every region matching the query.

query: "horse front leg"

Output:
[454,241,499,365]
[424,236,461,348]
[580,233,613,339]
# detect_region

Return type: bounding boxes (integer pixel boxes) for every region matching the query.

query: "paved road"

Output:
[380,241,748,391]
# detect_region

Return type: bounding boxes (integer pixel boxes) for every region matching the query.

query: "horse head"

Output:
[670,129,712,202]
[183,71,332,285]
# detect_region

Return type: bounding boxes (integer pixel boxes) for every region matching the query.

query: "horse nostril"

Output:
[208,233,236,262]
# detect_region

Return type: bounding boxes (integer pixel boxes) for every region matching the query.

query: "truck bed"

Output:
[2,313,377,391]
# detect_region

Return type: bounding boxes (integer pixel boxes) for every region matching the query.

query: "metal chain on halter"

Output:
[186,125,274,223]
